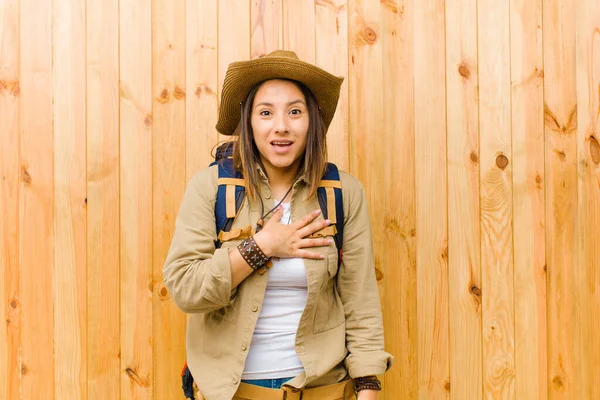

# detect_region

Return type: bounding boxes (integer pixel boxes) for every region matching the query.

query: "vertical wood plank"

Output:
[152,0,187,397]
[251,0,282,59]
[543,0,579,397]
[380,0,416,398]
[186,1,218,180]
[413,0,450,396]
[0,1,21,398]
[283,0,315,63]
[53,0,87,397]
[315,0,349,170]
[510,0,547,398]
[19,0,54,397]
[576,0,600,396]
[446,0,482,398]
[478,0,515,398]
[120,0,152,398]
[218,0,250,98]
[217,0,250,143]
[86,0,121,397]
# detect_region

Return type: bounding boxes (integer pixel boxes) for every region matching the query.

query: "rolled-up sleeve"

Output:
[338,173,394,378]
[163,166,234,314]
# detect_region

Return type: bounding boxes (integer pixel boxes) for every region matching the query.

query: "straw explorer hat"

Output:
[216,50,345,135]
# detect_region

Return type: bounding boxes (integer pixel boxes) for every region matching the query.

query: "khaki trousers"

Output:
[193,380,356,400]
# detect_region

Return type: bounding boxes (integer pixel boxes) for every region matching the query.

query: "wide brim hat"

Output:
[216,50,344,135]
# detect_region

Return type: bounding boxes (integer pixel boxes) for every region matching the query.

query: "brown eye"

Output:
[260,110,272,116]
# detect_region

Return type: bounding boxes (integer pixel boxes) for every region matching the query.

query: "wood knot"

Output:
[361,27,377,44]
[11,83,20,96]
[21,364,28,375]
[470,151,478,163]
[9,299,18,309]
[125,367,150,387]
[159,286,169,299]
[458,64,471,79]
[444,381,451,392]
[589,135,600,164]
[374,266,384,282]
[21,167,32,184]
[470,285,481,297]
[195,85,215,97]
[173,85,186,100]
[158,88,170,103]
[535,174,542,184]
[144,114,153,127]
[496,154,509,170]
[543,264,547,273]
[552,375,564,389]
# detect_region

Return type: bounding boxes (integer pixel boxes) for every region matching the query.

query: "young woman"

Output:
[163,50,392,400]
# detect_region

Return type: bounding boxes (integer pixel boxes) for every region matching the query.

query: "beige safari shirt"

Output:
[163,165,393,400]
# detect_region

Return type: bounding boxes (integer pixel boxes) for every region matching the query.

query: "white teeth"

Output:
[272,141,292,145]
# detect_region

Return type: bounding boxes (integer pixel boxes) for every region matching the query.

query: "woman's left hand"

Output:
[357,389,379,400]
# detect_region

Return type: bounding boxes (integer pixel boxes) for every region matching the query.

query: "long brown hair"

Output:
[232,79,328,201]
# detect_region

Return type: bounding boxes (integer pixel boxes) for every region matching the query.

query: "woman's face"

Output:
[251,79,309,177]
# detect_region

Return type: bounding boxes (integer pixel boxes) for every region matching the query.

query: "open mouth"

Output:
[271,140,293,148]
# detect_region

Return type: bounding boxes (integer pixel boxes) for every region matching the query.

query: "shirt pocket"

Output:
[313,252,345,333]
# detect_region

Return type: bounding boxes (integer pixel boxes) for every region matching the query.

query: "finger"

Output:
[265,205,284,225]
[291,209,321,229]
[297,218,331,238]
[295,249,326,260]
[299,238,333,248]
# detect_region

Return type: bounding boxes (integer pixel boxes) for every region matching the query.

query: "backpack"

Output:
[181,141,344,399]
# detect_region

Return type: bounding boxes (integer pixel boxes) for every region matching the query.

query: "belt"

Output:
[233,380,355,400]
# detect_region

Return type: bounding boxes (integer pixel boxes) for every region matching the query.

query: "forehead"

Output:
[254,79,305,102]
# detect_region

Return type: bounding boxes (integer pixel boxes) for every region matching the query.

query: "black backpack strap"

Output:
[317,163,344,265]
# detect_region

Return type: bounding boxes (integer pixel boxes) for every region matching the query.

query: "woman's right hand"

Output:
[253,207,333,259]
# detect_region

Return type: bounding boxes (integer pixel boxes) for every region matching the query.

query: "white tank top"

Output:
[241,201,308,379]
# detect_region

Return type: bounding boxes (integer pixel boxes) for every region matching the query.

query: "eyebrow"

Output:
[254,99,306,108]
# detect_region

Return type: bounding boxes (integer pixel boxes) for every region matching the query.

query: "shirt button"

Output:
[241,344,247,351]
[265,190,271,199]
[252,306,258,312]
[233,377,238,384]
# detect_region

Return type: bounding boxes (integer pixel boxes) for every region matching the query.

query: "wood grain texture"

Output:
[86,0,121,397]
[283,0,315,63]
[348,0,384,289]
[251,0,282,59]
[19,0,55,398]
[217,0,250,143]
[152,0,187,398]
[543,0,579,397]
[0,1,20,399]
[120,0,152,399]
[186,0,218,178]
[316,0,349,170]
[413,0,450,396]
[510,0,547,398]
[478,0,516,398]
[380,0,416,399]
[576,0,600,396]
[53,0,87,397]
[446,0,482,398]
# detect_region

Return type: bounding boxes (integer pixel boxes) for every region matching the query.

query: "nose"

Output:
[273,113,289,134]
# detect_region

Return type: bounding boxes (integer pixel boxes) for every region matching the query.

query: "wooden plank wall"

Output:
[1,0,599,399]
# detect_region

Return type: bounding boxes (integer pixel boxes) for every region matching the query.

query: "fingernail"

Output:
[328,239,333,244]
[320,254,325,259]
[325,220,331,224]
[315,209,321,215]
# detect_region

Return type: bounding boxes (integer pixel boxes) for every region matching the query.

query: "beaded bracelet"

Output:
[353,376,382,393]
[237,236,270,271]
